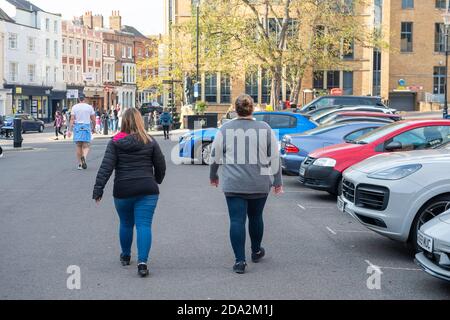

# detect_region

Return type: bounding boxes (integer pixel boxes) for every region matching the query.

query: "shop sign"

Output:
[16,87,22,94]
[83,73,94,82]
[67,89,79,99]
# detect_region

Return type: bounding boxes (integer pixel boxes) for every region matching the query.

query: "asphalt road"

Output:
[0,137,449,300]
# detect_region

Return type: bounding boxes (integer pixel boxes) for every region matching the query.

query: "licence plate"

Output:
[299,167,306,176]
[417,231,433,253]
[337,197,346,213]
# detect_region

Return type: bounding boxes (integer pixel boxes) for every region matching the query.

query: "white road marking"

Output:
[297,204,306,210]
[334,229,373,234]
[366,260,421,272]
[326,227,337,235]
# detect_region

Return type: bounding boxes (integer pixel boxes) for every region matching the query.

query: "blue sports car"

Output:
[280,121,388,175]
[179,111,317,165]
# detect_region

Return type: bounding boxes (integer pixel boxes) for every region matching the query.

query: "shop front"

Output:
[103,85,117,111]
[84,86,105,112]
[4,85,52,122]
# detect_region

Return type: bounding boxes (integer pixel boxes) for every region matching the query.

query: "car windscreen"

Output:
[353,122,410,144]
[299,123,346,136]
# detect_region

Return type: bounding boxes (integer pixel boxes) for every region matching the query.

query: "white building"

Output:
[0,0,64,121]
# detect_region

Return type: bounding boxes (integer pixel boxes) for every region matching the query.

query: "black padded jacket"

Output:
[93,134,166,200]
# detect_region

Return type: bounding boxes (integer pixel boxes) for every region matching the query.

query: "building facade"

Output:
[165,0,450,112]
[1,0,65,121]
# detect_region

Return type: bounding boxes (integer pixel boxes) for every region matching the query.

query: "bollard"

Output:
[144,115,149,132]
[103,118,109,135]
[13,118,23,148]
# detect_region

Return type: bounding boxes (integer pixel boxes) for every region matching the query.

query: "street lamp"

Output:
[194,0,200,102]
[442,4,450,119]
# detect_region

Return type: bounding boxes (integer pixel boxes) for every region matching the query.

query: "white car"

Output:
[415,210,450,282]
[338,143,450,250]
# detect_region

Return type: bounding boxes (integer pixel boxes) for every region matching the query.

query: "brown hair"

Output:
[235,94,254,117]
[121,108,151,144]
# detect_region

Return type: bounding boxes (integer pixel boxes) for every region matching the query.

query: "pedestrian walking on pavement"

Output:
[93,108,166,278]
[67,94,96,171]
[54,111,65,140]
[210,94,283,274]
[159,109,173,140]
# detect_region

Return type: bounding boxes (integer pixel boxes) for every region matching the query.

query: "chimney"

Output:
[93,14,104,29]
[109,10,122,31]
[83,11,93,29]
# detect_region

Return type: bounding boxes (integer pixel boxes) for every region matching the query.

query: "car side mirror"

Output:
[385,141,403,152]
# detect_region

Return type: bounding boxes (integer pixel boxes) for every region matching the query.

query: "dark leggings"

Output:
[163,125,170,138]
[225,196,268,263]
[55,127,64,137]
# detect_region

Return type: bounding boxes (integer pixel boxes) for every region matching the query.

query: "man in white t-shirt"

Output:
[68,94,96,170]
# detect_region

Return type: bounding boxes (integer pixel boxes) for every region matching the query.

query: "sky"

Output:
[32,0,164,35]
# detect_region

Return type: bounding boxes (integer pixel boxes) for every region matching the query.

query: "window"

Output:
[343,39,354,60]
[28,37,35,52]
[103,43,108,56]
[46,66,50,83]
[122,46,126,58]
[343,71,354,95]
[76,40,81,56]
[268,115,297,129]
[245,70,259,103]
[88,42,93,58]
[69,66,74,83]
[313,71,324,89]
[138,48,143,57]
[436,0,450,9]
[345,128,378,142]
[205,73,217,103]
[327,71,340,89]
[54,67,58,83]
[54,40,58,58]
[54,21,58,33]
[9,62,18,82]
[63,65,66,81]
[46,39,50,57]
[110,44,114,57]
[261,70,271,104]
[373,50,382,96]
[95,68,101,83]
[390,126,450,151]
[221,74,231,104]
[76,66,81,82]
[401,22,413,52]
[45,18,50,31]
[434,66,446,95]
[62,39,66,54]
[28,64,36,82]
[9,33,18,49]
[435,23,447,53]
[96,44,100,59]
[402,0,414,9]
[69,39,73,55]
[128,47,133,59]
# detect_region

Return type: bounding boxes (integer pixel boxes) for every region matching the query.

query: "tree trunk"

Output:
[291,76,303,106]
[270,65,282,108]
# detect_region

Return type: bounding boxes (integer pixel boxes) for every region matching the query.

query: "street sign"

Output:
[330,88,343,96]
[83,72,94,82]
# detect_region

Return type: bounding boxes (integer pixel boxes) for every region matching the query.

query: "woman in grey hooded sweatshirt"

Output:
[210,94,283,274]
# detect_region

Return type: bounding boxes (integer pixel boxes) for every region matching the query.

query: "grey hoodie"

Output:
[210,118,283,195]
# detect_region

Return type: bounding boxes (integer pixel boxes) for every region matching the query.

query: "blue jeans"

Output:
[114,195,159,264]
[225,196,268,263]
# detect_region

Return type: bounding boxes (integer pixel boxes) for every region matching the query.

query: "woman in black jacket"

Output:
[93,108,166,277]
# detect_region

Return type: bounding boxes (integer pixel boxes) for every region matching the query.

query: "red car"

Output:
[299,120,450,195]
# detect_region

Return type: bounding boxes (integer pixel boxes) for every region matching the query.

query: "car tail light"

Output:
[284,143,299,154]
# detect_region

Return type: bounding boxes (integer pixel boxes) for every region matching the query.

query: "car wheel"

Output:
[410,195,450,252]
[39,125,44,133]
[201,142,213,165]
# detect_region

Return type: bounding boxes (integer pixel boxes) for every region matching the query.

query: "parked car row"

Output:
[0,114,45,136]
[178,96,450,283]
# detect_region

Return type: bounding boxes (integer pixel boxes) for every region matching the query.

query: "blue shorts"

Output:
[73,123,92,143]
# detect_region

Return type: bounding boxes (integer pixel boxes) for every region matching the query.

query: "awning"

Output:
[84,86,105,98]
[4,84,53,97]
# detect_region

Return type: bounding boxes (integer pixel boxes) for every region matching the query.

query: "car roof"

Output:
[320,96,381,99]
[335,111,400,118]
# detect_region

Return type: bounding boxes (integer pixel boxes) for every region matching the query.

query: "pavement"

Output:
[0,137,449,300]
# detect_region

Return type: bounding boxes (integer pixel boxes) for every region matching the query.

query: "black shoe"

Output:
[120,255,131,266]
[138,263,149,277]
[233,262,247,274]
[81,156,87,170]
[252,248,266,263]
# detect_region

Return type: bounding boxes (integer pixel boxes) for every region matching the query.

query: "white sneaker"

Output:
[0,153,3,158]
[77,164,83,170]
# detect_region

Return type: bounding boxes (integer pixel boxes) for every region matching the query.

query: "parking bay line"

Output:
[365,260,421,272]
[297,203,337,211]
[326,227,373,235]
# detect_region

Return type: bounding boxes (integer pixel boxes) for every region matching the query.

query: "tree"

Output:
[197,0,385,105]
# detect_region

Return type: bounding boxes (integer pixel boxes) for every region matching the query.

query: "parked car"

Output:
[179,111,318,165]
[415,210,450,282]
[311,106,396,124]
[338,142,450,250]
[299,120,450,195]
[1,114,45,134]
[299,96,389,114]
[140,102,163,116]
[319,111,402,126]
[280,122,387,175]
